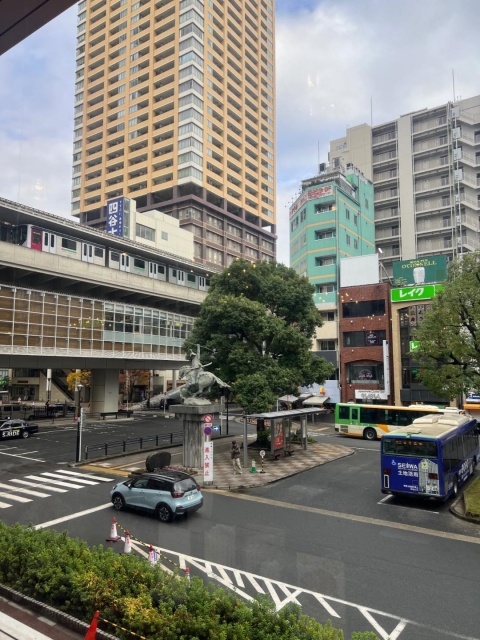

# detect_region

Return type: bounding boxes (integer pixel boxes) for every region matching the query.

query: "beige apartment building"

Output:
[328,95,480,277]
[72,0,276,268]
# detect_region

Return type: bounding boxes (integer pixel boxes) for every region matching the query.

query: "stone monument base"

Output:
[172,404,220,468]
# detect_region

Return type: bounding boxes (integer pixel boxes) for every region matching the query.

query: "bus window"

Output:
[351,408,359,422]
[338,406,350,420]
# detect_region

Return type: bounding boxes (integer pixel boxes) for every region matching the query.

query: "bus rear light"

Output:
[428,473,438,480]
[383,474,390,489]
[383,468,391,475]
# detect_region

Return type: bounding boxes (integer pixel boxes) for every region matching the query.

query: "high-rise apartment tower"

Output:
[328,95,480,277]
[72,0,276,267]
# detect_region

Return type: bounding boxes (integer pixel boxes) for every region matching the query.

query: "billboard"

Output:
[289,185,334,218]
[391,284,443,303]
[392,256,447,287]
[106,197,124,237]
[340,254,379,287]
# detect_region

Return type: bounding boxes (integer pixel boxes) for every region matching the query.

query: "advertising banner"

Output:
[106,197,124,237]
[392,256,447,287]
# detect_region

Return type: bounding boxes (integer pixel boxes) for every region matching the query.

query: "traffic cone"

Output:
[148,545,157,565]
[84,610,99,640]
[123,530,132,554]
[185,567,191,582]
[250,459,257,473]
[106,517,121,542]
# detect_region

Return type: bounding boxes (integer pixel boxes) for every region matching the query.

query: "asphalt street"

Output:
[0,422,480,639]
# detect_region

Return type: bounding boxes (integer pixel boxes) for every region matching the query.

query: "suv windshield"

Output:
[174,477,197,493]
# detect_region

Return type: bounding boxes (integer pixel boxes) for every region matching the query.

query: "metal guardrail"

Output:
[83,423,229,460]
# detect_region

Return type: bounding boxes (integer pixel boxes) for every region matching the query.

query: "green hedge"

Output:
[0,523,376,640]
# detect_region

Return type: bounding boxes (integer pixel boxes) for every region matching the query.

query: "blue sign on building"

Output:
[106,197,124,237]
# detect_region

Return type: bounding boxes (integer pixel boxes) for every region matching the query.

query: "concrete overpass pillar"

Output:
[90,370,119,414]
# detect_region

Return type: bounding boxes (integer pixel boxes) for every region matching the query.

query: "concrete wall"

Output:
[397,115,416,259]
[133,209,194,260]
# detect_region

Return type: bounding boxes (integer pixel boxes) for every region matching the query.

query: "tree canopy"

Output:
[414,252,480,399]
[66,370,91,392]
[184,259,334,413]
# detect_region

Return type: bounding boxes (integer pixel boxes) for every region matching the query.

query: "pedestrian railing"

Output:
[83,425,227,460]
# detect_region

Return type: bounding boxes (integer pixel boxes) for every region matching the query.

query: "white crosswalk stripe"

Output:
[0,471,116,509]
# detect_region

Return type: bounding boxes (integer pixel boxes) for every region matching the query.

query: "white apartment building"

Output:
[329,95,480,276]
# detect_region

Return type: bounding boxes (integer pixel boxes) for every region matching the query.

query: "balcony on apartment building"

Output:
[414,175,450,194]
[374,186,399,204]
[413,154,450,175]
[372,149,397,166]
[457,107,480,126]
[372,129,397,149]
[417,233,479,255]
[412,114,447,136]
[413,134,449,154]
[373,168,398,186]
[374,205,400,224]
[375,226,400,243]
[415,195,452,214]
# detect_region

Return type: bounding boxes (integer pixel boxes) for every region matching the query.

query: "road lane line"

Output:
[54,470,114,482]
[9,479,67,493]
[0,492,31,503]
[209,490,480,545]
[313,594,340,618]
[232,570,245,588]
[377,495,393,504]
[0,483,51,498]
[35,503,112,529]
[25,475,85,489]
[0,452,45,462]
[0,501,12,509]
[39,472,99,486]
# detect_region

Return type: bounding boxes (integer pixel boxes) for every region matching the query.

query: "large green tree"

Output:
[414,252,480,399]
[184,259,334,413]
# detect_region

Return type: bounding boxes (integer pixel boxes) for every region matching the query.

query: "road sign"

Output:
[203,414,213,423]
[259,450,266,459]
[203,441,213,483]
[203,426,212,436]
[409,341,420,351]
[213,425,220,432]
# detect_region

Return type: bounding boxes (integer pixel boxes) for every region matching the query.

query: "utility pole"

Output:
[75,384,84,462]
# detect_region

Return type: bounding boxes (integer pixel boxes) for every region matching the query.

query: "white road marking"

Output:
[0,451,45,462]
[378,495,393,504]
[246,574,266,594]
[313,594,340,618]
[54,470,114,482]
[0,501,12,509]
[0,610,55,640]
[0,491,31,503]
[0,483,51,498]
[9,479,67,493]
[39,472,99,486]
[25,475,85,489]
[35,503,112,529]
[217,566,233,584]
[352,447,380,451]
[0,446,18,450]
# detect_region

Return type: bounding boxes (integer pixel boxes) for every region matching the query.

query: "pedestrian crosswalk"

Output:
[0,470,114,508]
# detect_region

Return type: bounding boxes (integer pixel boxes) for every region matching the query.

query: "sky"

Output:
[1,0,480,265]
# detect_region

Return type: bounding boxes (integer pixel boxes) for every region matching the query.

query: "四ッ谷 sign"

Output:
[392,256,447,287]
[203,441,213,482]
[391,284,443,303]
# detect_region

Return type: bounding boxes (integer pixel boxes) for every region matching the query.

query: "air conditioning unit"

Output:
[455,194,460,203]
[457,237,462,244]
[456,215,461,225]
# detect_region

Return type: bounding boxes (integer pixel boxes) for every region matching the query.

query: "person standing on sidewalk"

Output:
[231,440,242,474]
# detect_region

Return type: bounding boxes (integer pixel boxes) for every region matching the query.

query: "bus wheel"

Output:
[452,476,459,498]
[364,428,377,441]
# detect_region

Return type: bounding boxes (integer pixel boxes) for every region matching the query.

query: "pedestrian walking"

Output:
[231,440,242,474]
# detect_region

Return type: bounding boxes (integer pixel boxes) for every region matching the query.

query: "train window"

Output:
[134,258,145,270]
[62,238,77,251]
[94,247,104,258]
[187,274,196,283]
[159,265,165,274]
[32,229,42,245]
[110,252,120,262]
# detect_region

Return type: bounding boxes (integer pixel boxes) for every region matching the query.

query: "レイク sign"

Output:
[391,284,443,302]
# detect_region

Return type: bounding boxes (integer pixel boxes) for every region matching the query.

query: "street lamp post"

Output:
[75,384,84,463]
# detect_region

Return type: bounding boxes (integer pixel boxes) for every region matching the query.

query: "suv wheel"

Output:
[112,494,125,511]
[156,503,173,523]
[22,431,29,439]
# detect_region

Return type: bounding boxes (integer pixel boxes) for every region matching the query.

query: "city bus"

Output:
[334,402,462,441]
[381,413,479,500]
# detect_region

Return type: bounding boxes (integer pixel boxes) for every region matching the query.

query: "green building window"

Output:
[315,230,335,240]
[346,209,350,220]
[315,256,336,267]
[300,209,307,222]
[315,284,335,293]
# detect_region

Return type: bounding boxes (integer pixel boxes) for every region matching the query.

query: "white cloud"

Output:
[275,0,480,265]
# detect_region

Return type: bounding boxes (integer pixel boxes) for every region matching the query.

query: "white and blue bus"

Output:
[381,413,479,500]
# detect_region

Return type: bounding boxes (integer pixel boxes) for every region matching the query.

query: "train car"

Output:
[12,225,105,266]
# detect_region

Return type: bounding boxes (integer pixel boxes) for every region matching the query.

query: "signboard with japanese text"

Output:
[106,197,124,237]
[203,441,213,482]
[366,331,378,345]
[391,284,443,303]
[289,185,334,218]
[392,256,448,287]
[272,420,284,450]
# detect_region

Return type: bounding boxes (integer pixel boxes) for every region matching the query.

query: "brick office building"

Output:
[339,282,393,404]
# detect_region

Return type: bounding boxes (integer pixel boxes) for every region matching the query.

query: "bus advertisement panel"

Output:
[381,414,479,500]
[334,403,460,441]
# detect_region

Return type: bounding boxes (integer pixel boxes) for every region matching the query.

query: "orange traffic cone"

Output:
[106,517,121,542]
[123,530,131,554]
[148,544,157,565]
[185,567,191,582]
[84,610,99,640]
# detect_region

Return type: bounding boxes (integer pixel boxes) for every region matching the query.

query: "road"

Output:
[0,421,480,639]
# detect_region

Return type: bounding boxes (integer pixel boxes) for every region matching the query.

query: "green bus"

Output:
[335,403,462,441]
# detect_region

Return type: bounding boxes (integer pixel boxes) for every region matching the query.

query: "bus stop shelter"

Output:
[242,407,327,469]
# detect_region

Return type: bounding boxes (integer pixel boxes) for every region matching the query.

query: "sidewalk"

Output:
[80,435,354,490]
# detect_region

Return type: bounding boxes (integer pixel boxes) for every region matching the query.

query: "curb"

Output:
[0,583,117,640]
[449,493,480,524]
[200,448,355,491]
